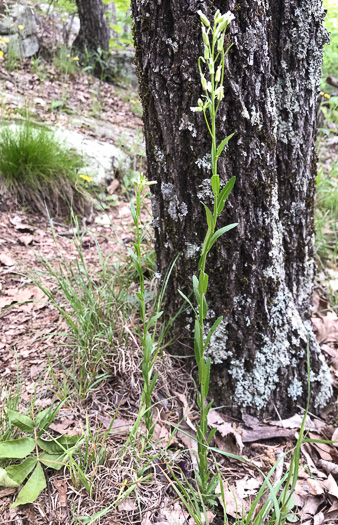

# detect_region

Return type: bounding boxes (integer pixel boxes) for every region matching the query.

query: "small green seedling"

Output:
[0,404,82,508]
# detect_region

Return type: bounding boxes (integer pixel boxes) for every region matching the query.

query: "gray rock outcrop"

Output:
[0,4,39,58]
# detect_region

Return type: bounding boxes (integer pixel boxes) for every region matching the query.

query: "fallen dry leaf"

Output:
[118,497,137,512]
[236,476,261,499]
[208,409,244,453]
[53,478,68,519]
[0,253,15,266]
[312,311,338,344]
[218,480,249,519]
[313,511,325,525]
[107,179,120,194]
[18,235,34,246]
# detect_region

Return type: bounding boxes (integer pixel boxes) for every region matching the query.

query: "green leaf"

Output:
[202,203,215,231]
[0,468,19,488]
[146,312,163,332]
[37,435,81,454]
[204,316,223,350]
[35,403,63,432]
[194,320,202,361]
[178,290,198,318]
[207,428,217,445]
[211,174,220,195]
[216,133,234,158]
[5,457,37,486]
[130,200,137,225]
[193,275,200,303]
[206,474,219,495]
[217,176,236,215]
[39,452,67,470]
[208,223,238,251]
[7,409,34,433]
[0,438,35,459]
[201,295,208,320]
[149,372,159,395]
[11,463,46,508]
[205,357,211,396]
[198,271,209,294]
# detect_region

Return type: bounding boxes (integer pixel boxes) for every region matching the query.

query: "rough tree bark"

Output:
[131,0,333,417]
[74,0,110,53]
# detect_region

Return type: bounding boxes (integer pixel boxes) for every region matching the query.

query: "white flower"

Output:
[198,98,204,107]
[215,65,222,82]
[191,106,203,112]
[215,86,224,100]
[197,10,210,27]
[207,81,212,92]
[218,11,235,31]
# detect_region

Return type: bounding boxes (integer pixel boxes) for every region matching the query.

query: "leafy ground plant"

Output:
[129,174,161,439]
[0,404,82,508]
[28,218,131,399]
[0,119,91,216]
[182,9,237,504]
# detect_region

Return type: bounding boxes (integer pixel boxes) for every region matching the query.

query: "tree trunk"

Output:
[74,0,110,53]
[131,0,333,417]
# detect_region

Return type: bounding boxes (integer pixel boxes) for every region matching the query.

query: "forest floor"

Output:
[1,6,338,525]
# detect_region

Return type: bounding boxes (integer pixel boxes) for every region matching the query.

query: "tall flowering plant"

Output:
[182,9,237,503]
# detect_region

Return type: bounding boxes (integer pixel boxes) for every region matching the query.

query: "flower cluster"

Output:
[191,10,234,113]
[0,36,9,57]
[320,91,331,99]
[67,53,79,61]
[79,174,93,182]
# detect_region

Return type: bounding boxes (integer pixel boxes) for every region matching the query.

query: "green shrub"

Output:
[0,120,91,216]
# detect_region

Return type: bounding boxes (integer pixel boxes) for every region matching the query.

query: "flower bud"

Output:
[198,98,204,107]
[207,81,212,92]
[197,10,210,27]
[217,35,224,52]
[214,10,221,23]
[208,59,214,74]
[201,74,207,91]
[215,65,221,82]
[204,46,210,60]
[202,27,209,47]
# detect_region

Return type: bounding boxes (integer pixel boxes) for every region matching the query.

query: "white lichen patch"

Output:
[204,318,232,364]
[197,178,214,201]
[186,242,201,259]
[161,182,188,221]
[311,352,333,409]
[227,179,332,409]
[179,115,197,138]
[150,193,160,229]
[263,183,285,280]
[154,145,166,165]
[288,377,303,400]
[195,154,212,173]
[293,239,316,307]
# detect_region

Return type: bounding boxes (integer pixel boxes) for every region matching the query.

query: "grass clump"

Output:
[0,120,92,216]
[53,46,79,76]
